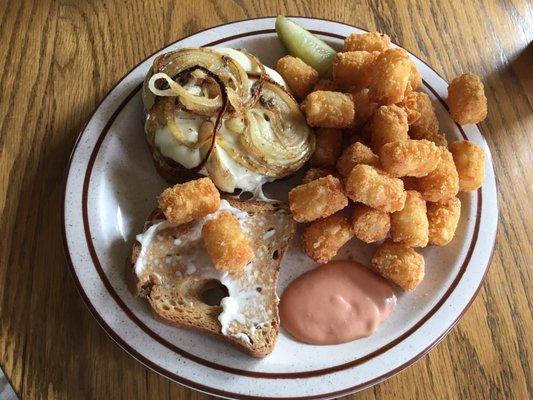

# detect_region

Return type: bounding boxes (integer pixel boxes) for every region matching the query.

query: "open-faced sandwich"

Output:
[129,177,296,356]
[141,46,315,195]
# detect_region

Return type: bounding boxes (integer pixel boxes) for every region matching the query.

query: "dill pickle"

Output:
[275,16,336,77]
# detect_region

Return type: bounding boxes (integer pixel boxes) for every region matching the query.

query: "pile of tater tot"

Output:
[277,31,487,292]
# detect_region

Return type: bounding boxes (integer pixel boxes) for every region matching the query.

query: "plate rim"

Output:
[62,16,498,399]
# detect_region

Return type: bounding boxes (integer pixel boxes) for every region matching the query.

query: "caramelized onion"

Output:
[145,47,248,115]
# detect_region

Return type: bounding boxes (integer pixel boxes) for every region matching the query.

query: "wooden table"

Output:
[1,0,531,399]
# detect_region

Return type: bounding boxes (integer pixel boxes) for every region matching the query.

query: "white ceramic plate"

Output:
[62,17,498,400]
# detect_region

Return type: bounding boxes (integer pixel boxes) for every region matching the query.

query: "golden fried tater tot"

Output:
[379,139,441,177]
[276,55,319,99]
[390,190,429,247]
[313,79,343,92]
[449,140,485,191]
[418,148,459,202]
[410,127,448,147]
[408,59,422,90]
[371,239,425,291]
[370,104,409,151]
[351,88,378,129]
[301,213,354,263]
[398,85,421,125]
[345,164,406,212]
[351,203,390,243]
[202,211,254,273]
[336,142,380,176]
[343,31,390,52]
[408,92,439,138]
[309,128,344,168]
[301,168,335,184]
[289,175,348,222]
[301,91,355,128]
[332,51,379,89]
[369,48,411,104]
[158,177,220,224]
[427,197,461,246]
[447,73,487,124]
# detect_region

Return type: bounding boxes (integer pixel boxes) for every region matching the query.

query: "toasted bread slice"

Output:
[129,198,296,357]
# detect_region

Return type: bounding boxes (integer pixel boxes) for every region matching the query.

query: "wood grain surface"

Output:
[0,0,531,399]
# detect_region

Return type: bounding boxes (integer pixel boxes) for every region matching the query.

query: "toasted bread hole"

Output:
[239,191,254,201]
[200,279,229,306]
[272,250,280,260]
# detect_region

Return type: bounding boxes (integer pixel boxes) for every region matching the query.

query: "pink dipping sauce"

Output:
[279,261,397,345]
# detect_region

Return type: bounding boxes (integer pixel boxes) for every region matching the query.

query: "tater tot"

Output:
[370,104,409,151]
[410,128,448,147]
[369,48,411,104]
[301,91,355,128]
[158,177,220,224]
[427,197,461,246]
[447,73,487,124]
[418,148,459,202]
[409,92,440,138]
[351,88,378,128]
[202,211,254,273]
[289,175,348,222]
[379,139,441,177]
[336,142,380,176]
[309,128,344,168]
[343,31,390,52]
[398,86,421,125]
[371,239,425,291]
[351,203,390,243]
[313,79,343,92]
[390,191,429,247]
[276,55,319,99]
[408,59,422,90]
[301,168,335,184]
[332,51,378,89]
[449,140,485,191]
[301,213,354,263]
[345,164,406,212]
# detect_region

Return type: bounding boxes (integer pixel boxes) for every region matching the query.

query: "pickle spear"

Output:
[275,16,336,77]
